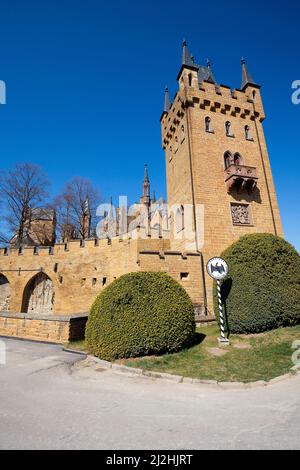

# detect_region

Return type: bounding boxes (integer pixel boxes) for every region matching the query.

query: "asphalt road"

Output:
[0,337,299,450]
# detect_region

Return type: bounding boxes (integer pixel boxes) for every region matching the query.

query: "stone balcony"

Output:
[224,164,258,193]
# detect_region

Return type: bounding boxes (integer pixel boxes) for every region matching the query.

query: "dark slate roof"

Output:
[241,59,258,90]
[197,64,216,85]
[163,87,172,113]
[180,41,217,85]
[182,40,194,67]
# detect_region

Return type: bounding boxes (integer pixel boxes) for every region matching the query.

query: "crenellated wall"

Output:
[0,235,206,318]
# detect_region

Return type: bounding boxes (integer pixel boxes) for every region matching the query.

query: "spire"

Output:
[241,58,258,90]
[206,59,216,84]
[163,86,171,113]
[181,39,193,67]
[152,190,156,203]
[140,164,150,206]
[143,164,149,184]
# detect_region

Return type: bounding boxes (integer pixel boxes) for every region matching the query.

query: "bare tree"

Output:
[0,163,50,247]
[54,177,101,241]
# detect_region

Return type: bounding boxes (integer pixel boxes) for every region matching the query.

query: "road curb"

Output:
[62,347,87,357]
[84,354,300,389]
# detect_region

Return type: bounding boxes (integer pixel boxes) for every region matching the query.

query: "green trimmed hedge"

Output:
[214,234,300,334]
[86,272,195,361]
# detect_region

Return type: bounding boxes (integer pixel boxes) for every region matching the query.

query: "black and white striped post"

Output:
[216,279,226,342]
[207,257,230,346]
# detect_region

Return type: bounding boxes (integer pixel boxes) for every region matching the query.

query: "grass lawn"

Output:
[66,324,300,383]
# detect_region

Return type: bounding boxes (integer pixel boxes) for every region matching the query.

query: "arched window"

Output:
[205,116,213,133]
[0,274,10,311]
[174,136,179,153]
[224,151,232,169]
[245,125,253,140]
[181,125,185,142]
[225,121,233,137]
[234,153,243,166]
[22,272,54,314]
[188,73,193,87]
[175,205,184,233]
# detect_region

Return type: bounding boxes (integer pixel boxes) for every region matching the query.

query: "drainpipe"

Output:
[184,94,208,315]
[252,97,277,236]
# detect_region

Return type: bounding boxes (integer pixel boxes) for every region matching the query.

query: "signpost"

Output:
[207,257,230,346]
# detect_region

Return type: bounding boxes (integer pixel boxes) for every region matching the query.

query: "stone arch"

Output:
[22,272,54,314]
[234,152,243,165]
[0,274,11,311]
[224,151,233,169]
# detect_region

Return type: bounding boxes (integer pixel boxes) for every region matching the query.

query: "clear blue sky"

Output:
[0,0,299,250]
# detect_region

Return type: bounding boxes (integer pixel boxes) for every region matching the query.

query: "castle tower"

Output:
[160,41,283,314]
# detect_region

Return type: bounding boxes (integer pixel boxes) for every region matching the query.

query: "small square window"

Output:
[180,272,189,280]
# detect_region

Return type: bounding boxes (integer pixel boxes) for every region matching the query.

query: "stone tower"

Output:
[160,40,283,314]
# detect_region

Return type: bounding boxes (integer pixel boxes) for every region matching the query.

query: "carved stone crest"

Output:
[231,203,251,225]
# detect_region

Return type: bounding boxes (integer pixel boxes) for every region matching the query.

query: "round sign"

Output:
[206,257,229,280]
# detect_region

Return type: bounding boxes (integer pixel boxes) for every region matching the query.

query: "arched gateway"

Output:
[22,272,54,314]
[0,274,10,311]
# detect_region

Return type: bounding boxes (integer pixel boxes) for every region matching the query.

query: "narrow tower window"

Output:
[188,73,193,87]
[174,136,179,153]
[205,116,213,133]
[225,121,234,137]
[234,153,243,166]
[224,151,232,169]
[181,125,185,142]
[245,125,253,141]
[175,205,184,233]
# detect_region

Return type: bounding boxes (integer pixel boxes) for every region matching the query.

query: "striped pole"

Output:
[217,279,226,341]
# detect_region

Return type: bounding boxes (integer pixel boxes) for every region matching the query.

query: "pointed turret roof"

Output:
[182,39,194,67]
[163,87,171,113]
[205,59,216,84]
[241,58,259,90]
[177,40,217,85]
[143,164,149,183]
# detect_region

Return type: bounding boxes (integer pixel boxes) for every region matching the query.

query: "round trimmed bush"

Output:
[86,271,195,361]
[214,234,300,334]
